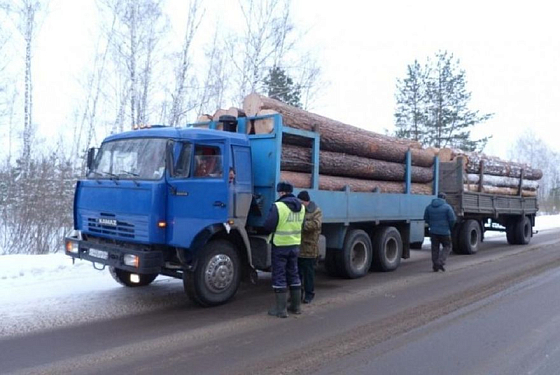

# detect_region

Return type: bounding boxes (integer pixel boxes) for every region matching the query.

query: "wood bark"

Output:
[450,150,543,180]
[466,174,539,191]
[464,184,537,197]
[281,144,434,183]
[281,171,433,195]
[243,94,435,167]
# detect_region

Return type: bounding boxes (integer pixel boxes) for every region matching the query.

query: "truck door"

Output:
[167,142,228,247]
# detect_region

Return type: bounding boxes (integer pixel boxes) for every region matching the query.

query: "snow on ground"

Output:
[0,215,559,338]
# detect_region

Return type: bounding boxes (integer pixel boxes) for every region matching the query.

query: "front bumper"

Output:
[64,230,164,274]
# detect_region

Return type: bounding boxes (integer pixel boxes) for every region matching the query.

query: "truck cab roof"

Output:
[103,126,249,145]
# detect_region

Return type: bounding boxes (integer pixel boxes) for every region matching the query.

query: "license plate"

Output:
[89,248,108,260]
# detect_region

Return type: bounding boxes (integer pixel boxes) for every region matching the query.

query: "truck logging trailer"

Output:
[65,113,446,306]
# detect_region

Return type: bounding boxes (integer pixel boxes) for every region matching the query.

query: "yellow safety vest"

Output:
[273,202,305,246]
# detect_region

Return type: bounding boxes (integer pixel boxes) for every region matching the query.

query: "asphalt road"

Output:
[3,229,560,375]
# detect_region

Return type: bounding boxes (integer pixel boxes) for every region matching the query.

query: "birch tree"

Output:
[167,0,203,126]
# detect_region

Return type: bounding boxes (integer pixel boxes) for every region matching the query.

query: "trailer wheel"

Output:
[184,240,241,307]
[109,267,158,287]
[372,227,403,272]
[506,224,517,245]
[515,216,532,245]
[339,229,372,279]
[459,220,480,255]
[451,224,462,254]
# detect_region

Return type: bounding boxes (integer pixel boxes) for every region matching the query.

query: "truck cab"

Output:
[66,122,255,306]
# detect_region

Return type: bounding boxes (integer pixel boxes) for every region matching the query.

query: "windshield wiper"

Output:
[103,172,120,185]
[118,170,140,186]
[118,170,139,177]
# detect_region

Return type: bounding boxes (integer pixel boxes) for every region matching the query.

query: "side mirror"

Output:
[86,148,97,171]
[166,141,175,176]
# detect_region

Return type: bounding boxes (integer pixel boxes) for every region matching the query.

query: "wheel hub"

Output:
[351,241,367,271]
[204,254,234,293]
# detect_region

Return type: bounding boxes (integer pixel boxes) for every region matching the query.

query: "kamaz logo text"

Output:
[98,218,117,226]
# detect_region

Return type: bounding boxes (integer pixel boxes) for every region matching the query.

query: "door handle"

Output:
[213,201,226,208]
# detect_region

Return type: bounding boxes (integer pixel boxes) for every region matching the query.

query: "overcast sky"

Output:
[29,0,560,159]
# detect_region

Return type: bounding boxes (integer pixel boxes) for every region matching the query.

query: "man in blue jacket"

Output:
[424,192,456,272]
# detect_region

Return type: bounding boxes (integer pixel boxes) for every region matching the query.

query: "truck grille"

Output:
[82,210,149,241]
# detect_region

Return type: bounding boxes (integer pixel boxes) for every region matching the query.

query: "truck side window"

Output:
[174,143,192,178]
[194,145,223,178]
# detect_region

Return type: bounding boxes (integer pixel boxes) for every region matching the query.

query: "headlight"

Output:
[65,240,79,254]
[123,254,139,267]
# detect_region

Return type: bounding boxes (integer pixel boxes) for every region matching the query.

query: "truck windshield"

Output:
[89,138,167,180]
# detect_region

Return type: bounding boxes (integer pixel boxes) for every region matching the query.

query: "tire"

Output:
[459,220,480,255]
[372,227,403,272]
[410,240,424,250]
[339,229,373,279]
[451,223,462,254]
[515,216,532,245]
[184,240,241,307]
[506,223,517,245]
[324,249,343,277]
[109,267,158,287]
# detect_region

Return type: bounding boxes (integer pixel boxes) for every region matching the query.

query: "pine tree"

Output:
[394,60,428,143]
[263,66,302,108]
[394,51,493,151]
[425,51,492,151]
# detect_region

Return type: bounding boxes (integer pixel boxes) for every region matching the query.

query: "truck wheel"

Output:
[372,227,403,272]
[515,216,532,245]
[109,267,158,287]
[459,220,480,255]
[324,249,343,277]
[339,229,372,279]
[184,240,241,307]
[410,240,424,250]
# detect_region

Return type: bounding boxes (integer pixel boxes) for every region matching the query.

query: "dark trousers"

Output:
[271,245,301,289]
[431,234,452,267]
[298,258,315,298]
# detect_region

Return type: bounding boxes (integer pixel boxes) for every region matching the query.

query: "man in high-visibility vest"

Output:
[263,181,305,318]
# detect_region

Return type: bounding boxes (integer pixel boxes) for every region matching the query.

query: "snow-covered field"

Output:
[0,215,559,338]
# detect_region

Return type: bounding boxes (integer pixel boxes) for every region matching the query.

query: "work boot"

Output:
[432,264,439,272]
[288,287,302,314]
[268,289,288,318]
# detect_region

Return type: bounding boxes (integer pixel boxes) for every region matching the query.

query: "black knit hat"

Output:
[297,190,310,202]
[438,192,447,199]
[276,181,293,193]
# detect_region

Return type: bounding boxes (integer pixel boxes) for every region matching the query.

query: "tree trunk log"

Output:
[450,150,543,180]
[243,94,435,167]
[281,144,434,183]
[466,174,539,191]
[281,171,433,195]
[464,184,536,197]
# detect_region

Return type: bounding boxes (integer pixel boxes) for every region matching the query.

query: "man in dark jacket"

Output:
[424,192,456,272]
[263,181,305,318]
[297,190,322,304]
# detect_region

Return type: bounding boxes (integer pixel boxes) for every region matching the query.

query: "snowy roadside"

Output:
[0,214,558,338]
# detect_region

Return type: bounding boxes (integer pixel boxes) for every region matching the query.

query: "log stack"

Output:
[438,149,542,197]
[242,93,436,194]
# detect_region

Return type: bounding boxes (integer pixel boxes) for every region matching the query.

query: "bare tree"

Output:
[5,0,49,175]
[167,0,204,126]
[509,130,560,213]
[98,0,167,129]
[197,27,229,115]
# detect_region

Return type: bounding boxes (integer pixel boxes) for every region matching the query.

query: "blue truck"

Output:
[65,114,438,306]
